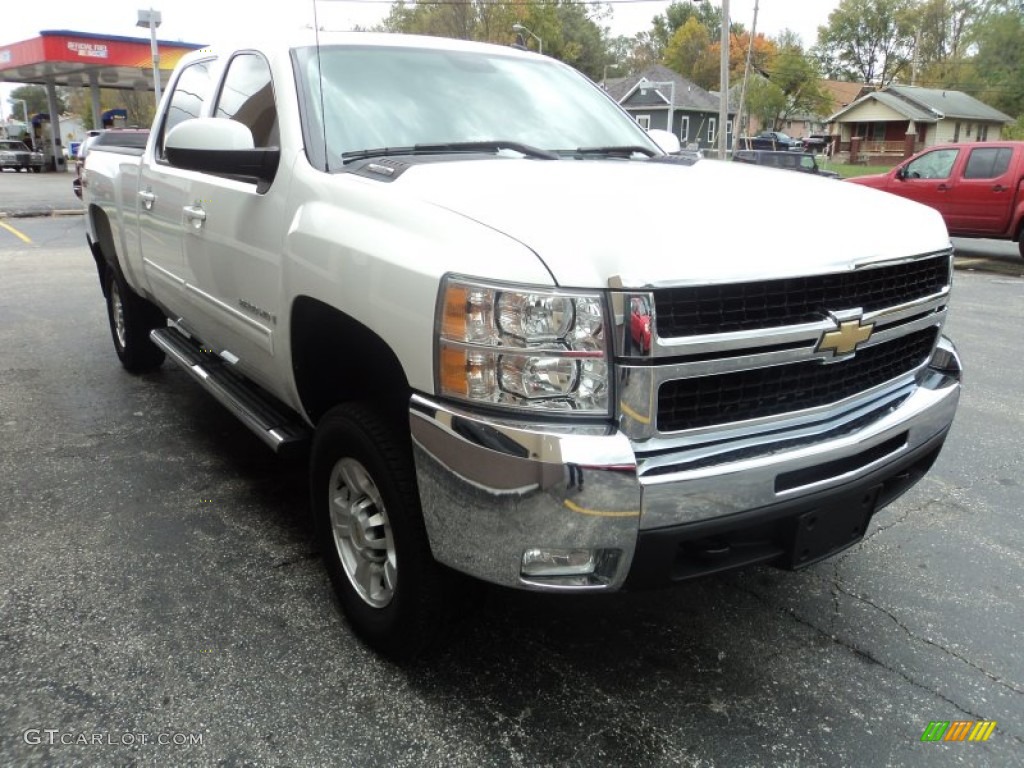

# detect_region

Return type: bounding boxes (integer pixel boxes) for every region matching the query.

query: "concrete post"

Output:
[45,79,64,172]
[904,122,917,159]
[89,72,102,131]
[850,136,861,165]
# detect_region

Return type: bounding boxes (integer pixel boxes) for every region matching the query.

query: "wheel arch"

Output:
[290,296,412,425]
[87,203,120,298]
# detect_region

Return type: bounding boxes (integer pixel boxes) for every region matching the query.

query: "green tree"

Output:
[8,84,66,119]
[381,0,612,80]
[664,17,714,86]
[814,0,916,84]
[769,31,832,123]
[969,2,1024,116]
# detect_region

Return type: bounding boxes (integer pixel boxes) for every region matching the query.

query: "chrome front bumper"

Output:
[410,337,962,592]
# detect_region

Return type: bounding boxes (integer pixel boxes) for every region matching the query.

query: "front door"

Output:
[180,53,284,388]
[888,147,962,221]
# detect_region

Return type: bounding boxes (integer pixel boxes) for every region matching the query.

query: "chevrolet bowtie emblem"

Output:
[818,318,874,356]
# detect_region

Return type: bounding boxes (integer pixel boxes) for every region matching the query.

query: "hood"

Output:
[386,157,949,288]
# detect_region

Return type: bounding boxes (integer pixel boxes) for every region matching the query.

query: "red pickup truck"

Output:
[848,141,1024,259]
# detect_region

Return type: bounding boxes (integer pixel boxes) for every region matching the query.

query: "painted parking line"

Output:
[0,220,32,244]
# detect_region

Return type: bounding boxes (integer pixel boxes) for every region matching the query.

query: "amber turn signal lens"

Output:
[440,345,468,396]
[442,284,469,340]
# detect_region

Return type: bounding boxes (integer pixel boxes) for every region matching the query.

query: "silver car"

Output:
[0,139,44,172]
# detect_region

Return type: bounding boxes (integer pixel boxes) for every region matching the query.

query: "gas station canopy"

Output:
[0,29,204,91]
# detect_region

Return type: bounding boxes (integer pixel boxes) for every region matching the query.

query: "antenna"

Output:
[313,0,328,171]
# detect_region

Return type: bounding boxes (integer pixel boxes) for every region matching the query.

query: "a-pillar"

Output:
[44,79,64,172]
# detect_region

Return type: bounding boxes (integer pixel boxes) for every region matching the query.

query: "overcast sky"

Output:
[1,0,840,112]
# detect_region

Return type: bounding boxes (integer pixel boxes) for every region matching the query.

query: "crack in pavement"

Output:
[733,583,994,724]
[272,551,320,569]
[830,580,1024,697]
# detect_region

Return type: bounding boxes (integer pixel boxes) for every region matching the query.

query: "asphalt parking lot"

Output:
[1,172,1022,767]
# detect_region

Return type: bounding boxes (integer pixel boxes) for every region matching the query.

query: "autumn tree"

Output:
[814,0,916,85]
[663,17,716,87]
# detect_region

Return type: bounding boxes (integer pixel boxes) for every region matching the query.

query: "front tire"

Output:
[311,403,463,661]
[105,268,166,373]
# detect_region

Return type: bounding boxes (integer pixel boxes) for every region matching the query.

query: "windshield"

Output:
[0,141,29,151]
[295,44,658,170]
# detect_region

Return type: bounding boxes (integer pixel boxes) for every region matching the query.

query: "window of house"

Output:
[679,115,689,141]
[979,124,989,141]
[214,53,278,148]
[636,114,651,130]
[158,59,215,160]
[963,147,1013,179]
[966,123,972,138]
[727,120,733,138]
[869,122,886,141]
[707,118,716,143]
[953,122,961,141]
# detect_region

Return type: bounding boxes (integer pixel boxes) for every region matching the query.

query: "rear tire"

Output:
[311,402,466,661]
[105,268,166,373]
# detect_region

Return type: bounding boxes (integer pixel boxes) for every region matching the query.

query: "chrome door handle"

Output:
[138,189,156,210]
[183,204,207,228]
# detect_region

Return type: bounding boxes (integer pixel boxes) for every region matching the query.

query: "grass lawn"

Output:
[819,162,893,178]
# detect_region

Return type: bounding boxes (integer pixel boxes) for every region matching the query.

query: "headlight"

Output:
[437,276,610,415]
[0,153,13,161]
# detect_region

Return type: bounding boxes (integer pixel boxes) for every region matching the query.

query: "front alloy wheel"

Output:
[311,403,471,661]
[328,457,397,609]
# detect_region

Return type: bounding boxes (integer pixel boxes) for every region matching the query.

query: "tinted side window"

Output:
[215,54,278,148]
[963,147,1013,180]
[158,60,214,160]
[905,148,959,180]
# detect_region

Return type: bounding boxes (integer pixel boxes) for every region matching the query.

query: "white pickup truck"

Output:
[83,32,962,660]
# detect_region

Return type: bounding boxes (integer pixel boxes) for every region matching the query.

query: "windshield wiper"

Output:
[342,141,558,163]
[565,145,658,158]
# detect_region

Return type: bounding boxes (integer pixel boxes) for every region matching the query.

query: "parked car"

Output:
[0,139,44,172]
[733,149,840,178]
[740,131,803,152]
[847,141,1024,259]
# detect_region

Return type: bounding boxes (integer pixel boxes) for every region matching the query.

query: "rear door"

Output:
[180,51,285,388]
[943,146,1016,235]
[137,58,216,318]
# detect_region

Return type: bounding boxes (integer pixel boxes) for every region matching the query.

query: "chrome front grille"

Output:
[613,250,952,441]
[653,253,951,337]
[656,326,938,432]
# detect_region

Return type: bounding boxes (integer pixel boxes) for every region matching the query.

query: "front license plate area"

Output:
[788,486,880,568]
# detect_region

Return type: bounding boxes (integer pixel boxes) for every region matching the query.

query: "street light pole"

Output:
[136,8,162,108]
[511,23,543,55]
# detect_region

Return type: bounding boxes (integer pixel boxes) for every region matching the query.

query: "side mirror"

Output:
[647,129,681,155]
[895,165,907,180]
[165,118,279,192]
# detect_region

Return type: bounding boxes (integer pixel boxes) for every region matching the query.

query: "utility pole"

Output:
[737,0,759,143]
[718,0,730,159]
[911,28,921,86]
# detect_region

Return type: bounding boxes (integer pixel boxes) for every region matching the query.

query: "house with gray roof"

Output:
[605,64,736,151]
[828,85,1014,160]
